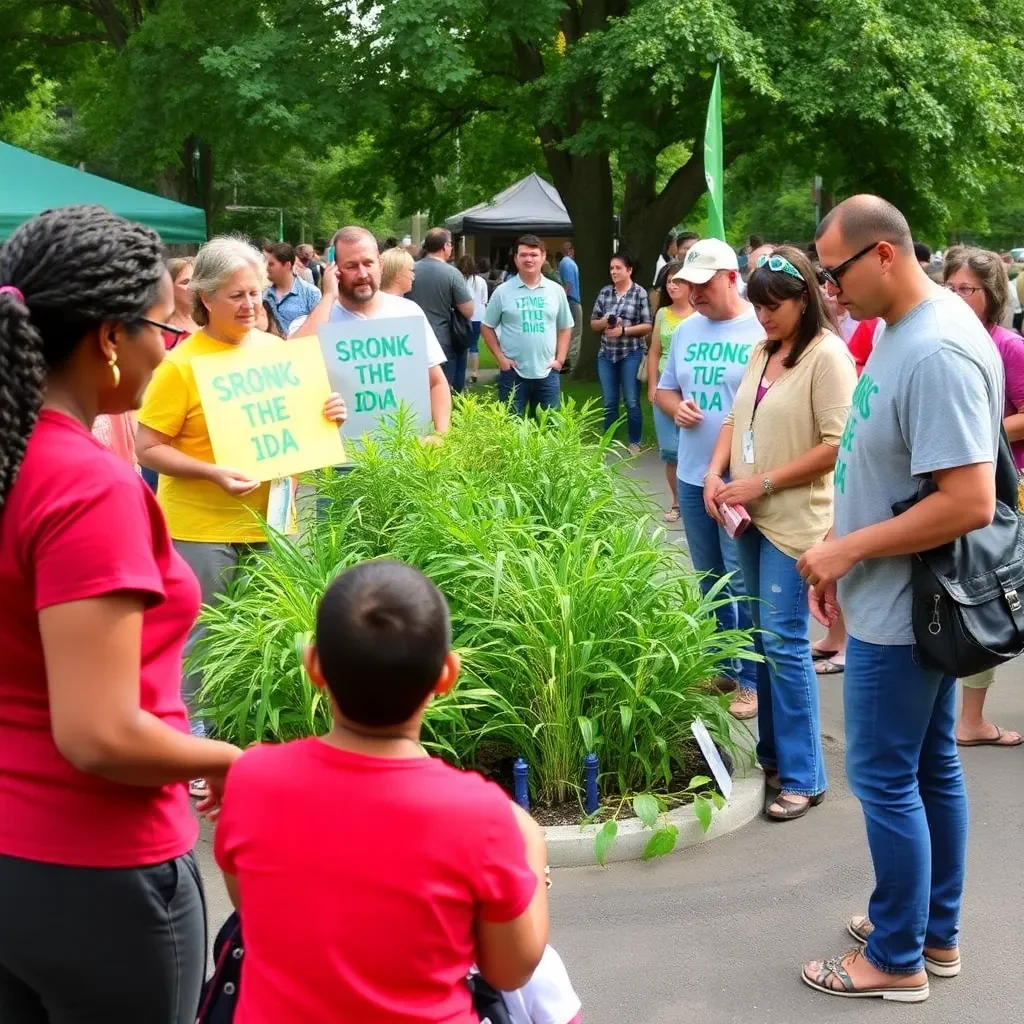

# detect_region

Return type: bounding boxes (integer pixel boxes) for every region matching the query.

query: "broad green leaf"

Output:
[641,824,679,861]
[711,792,726,811]
[693,796,713,833]
[687,775,713,790]
[632,793,660,829]
[594,819,618,867]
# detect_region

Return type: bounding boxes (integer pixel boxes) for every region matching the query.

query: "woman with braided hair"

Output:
[0,206,243,1023]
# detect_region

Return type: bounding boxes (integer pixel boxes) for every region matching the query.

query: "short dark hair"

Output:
[676,231,699,245]
[746,245,838,368]
[515,234,545,254]
[914,241,932,265]
[815,194,913,254]
[315,560,451,728]
[423,228,452,254]
[263,241,295,265]
[610,250,635,272]
[261,299,284,338]
[663,231,677,250]
[748,233,765,250]
[383,236,399,250]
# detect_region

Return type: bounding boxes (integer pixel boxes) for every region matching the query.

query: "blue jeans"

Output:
[140,465,159,492]
[442,347,468,393]
[497,369,560,416]
[652,405,679,464]
[735,526,826,796]
[597,350,643,445]
[844,638,966,974]
[676,481,758,691]
[469,321,481,354]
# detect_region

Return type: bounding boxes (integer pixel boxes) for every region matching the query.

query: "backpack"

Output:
[197,912,512,1023]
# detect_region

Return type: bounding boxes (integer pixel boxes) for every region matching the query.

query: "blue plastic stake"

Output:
[513,757,530,810]
[583,752,599,815]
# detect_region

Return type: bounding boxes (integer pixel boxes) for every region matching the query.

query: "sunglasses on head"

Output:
[756,254,804,282]
[818,242,879,289]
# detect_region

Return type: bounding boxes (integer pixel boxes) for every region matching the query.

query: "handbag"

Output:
[449,309,474,353]
[892,427,1024,676]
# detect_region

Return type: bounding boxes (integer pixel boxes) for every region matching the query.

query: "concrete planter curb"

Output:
[544,771,764,867]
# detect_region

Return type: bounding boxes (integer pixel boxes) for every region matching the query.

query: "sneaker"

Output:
[729,688,758,720]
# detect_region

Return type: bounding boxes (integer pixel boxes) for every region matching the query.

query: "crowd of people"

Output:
[0,190,1020,1021]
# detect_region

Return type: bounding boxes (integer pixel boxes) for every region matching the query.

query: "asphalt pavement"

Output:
[195,447,1024,1023]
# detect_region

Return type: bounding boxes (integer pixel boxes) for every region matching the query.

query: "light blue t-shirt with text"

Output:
[483,275,573,379]
[658,306,765,486]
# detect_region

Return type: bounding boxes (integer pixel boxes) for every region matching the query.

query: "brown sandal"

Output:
[802,949,929,1002]
[766,791,824,821]
[847,916,961,977]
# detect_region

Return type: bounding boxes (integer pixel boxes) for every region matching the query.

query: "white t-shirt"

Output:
[500,946,581,1024]
[468,274,489,322]
[657,305,766,486]
[289,292,446,368]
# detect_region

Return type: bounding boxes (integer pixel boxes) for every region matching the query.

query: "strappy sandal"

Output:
[848,916,961,977]
[765,791,824,821]
[802,949,929,1002]
[663,504,680,522]
[814,658,845,675]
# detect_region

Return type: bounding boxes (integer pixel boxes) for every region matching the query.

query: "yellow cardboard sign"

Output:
[192,336,345,481]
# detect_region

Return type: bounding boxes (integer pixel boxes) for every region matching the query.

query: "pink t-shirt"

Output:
[215,739,538,1024]
[0,410,200,866]
[988,324,1024,469]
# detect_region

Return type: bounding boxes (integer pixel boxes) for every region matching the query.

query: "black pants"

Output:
[0,851,206,1024]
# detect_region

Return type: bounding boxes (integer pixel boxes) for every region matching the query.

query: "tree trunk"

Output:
[547,153,614,381]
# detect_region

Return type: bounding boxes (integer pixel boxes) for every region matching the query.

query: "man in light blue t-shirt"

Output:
[482,234,573,416]
[558,241,582,372]
[655,238,764,721]
[796,196,1003,1002]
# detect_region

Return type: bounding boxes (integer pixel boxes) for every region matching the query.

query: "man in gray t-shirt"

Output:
[407,227,475,391]
[795,196,1002,1003]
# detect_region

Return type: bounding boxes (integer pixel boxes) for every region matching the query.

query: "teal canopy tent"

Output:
[0,142,207,244]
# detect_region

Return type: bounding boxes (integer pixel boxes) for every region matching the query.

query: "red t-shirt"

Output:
[0,410,200,867]
[847,317,881,376]
[215,739,538,1024]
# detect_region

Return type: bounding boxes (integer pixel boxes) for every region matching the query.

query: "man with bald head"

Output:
[293,225,452,435]
[796,195,1003,1001]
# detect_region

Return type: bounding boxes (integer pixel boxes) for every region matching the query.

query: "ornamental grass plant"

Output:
[190,397,756,809]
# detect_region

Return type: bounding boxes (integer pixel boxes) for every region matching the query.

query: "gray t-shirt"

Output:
[407,257,473,352]
[834,288,1004,645]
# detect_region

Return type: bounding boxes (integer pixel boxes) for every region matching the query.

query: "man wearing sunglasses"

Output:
[796,195,1003,1002]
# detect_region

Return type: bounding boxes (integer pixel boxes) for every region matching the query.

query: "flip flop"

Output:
[956,725,1023,748]
[815,658,845,675]
[811,647,838,661]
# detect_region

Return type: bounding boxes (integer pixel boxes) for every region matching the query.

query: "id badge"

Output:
[741,430,755,465]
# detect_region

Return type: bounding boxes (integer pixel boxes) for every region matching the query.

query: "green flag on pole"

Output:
[704,65,725,241]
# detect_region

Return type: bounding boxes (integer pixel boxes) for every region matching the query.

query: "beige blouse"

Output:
[723,330,856,558]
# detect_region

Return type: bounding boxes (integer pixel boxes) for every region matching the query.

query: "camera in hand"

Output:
[606,314,619,328]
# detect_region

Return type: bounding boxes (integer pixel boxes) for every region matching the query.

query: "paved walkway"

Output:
[195,449,1024,1023]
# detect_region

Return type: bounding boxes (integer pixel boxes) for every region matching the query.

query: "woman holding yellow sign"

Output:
[137,237,346,763]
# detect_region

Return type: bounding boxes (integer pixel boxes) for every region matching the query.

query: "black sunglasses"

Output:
[138,316,188,339]
[818,242,879,289]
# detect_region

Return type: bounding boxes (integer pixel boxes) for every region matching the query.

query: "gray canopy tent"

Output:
[446,173,573,237]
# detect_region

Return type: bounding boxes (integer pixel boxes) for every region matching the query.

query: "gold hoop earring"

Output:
[108,354,121,388]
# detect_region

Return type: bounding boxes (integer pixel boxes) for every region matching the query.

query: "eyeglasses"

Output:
[137,316,188,339]
[945,283,983,299]
[756,254,804,283]
[818,242,879,289]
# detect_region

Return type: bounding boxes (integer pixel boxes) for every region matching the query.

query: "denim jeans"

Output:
[844,638,966,974]
[735,526,826,796]
[597,350,643,445]
[497,369,560,416]
[676,481,758,691]
[442,347,468,393]
[652,405,679,464]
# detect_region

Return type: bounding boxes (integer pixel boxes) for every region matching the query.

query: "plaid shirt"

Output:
[591,283,653,362]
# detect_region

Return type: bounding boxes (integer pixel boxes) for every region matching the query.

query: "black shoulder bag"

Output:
[892,428,1024,677]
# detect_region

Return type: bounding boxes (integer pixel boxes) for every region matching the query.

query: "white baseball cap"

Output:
[673,239,739,284]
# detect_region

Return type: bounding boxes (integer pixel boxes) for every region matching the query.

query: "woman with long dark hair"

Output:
[703,245,856,820]
[0,205,243,1021]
